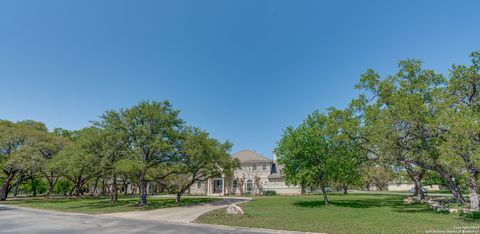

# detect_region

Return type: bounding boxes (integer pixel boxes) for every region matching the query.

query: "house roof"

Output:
[231,150,272,163]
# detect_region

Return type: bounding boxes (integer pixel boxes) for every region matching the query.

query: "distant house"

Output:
[387,183,441,192]
[189,150,301,196]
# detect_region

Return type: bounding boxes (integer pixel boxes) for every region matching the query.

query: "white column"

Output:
[222,177,225,196]
[207,178,211,195]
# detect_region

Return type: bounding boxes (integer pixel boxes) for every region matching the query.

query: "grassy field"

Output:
[195,193,479,234]
[0,196,218,214]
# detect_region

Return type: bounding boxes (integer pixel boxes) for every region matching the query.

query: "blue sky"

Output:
[1,1,479,157]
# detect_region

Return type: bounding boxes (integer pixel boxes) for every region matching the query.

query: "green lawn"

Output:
[195,193,479,234]
[0,196,218,214]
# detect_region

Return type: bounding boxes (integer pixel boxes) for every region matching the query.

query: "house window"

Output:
[246,180,253,193]
[262,163,267,171]
[252,164,257,171]
[271,163,277,173]
[197,182,202,189]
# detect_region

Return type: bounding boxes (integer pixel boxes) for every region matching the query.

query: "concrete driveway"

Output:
[98,197,250,223]
[0,205,308,234]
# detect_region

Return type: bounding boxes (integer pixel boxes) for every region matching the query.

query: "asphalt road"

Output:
[0,205,299,234]
[99,197,251,223]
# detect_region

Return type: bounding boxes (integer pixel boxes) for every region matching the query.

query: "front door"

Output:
[213,179,223,194]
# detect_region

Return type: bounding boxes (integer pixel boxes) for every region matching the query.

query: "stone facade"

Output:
[188,150,301,196]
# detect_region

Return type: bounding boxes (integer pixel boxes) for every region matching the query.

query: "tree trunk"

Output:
[411,161,465,204]
[320,182,329,205]
[459,154,479,210]
[46,175,57,197]
[71,177,84,197]
[467,171,479,211]
[69,184,76,196]
[13,171,24,198]
[0,170,17,200]
[435,167,465,204]
[412,178,425,200]
[138,171,147,206]
[343,184,348,195]
[130,184,136,195]
[124,183,128,196]
[30,173,37,197]
[111,173,118,203]
[91,176,100,197]
[101,179,107,196]
[176,191,183,203]
[404,163,425,200]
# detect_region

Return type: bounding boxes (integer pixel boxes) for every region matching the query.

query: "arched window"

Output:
[232,180,237,193]
[246,180,253,193]
[271,163,277,173]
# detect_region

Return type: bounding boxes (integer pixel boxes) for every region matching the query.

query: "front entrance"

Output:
[213,179,223,194]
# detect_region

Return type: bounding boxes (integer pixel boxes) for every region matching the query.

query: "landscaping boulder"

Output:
[226,204,244,215]
[449,208,459,214]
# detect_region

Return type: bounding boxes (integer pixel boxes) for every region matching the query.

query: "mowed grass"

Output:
[195,193,479,234]
[0,196,218,214]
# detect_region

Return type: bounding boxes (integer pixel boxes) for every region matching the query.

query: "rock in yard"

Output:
[226,204,244,215]
[449,208,459,213]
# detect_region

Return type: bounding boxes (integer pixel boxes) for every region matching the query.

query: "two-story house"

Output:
[189,150,301,196]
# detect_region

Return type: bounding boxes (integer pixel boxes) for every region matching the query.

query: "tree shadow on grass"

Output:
[47,197,217,211]
[292,195,476,222]
[294,197,404,209]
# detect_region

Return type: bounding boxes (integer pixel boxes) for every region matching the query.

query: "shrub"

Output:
[54,180,73,196]
[460,210,480,220]
[23,178,48,195]
[264,190,277,196]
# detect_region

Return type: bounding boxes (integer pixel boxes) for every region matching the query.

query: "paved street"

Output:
[99,197,251,223]
[0,205,303,234]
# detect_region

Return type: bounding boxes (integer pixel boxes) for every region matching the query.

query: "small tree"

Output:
[95,110,129,203]
[276,111,333,205]
[119,101,184,206]
[173,127,236,203]
[440,51,480,210]
[50,128,103,196]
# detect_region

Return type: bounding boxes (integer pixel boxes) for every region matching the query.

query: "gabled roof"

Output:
[231,150,272,163]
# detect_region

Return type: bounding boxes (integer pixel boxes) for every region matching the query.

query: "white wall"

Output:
[387,183,441,191]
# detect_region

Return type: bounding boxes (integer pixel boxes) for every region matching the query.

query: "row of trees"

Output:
[276,51,480,210]
[0,101,238,205]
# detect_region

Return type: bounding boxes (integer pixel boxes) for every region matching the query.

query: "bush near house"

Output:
[264,190,277,196]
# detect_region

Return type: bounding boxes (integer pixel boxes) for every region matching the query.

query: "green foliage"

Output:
[275,109,363,194]
[264,190,277,196]
[1,119,66,199]
[171,127,235,201]
[54,179,73,196]
[275,111,330,188]
[459,210,480,220]
[361,165,394,190]
[48,127,104,196]
[23,178,48,195]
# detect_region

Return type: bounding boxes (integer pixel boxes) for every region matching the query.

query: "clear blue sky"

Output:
[1,1,479,157]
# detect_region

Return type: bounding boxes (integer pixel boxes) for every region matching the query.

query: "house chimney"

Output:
[273,153,277,162]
